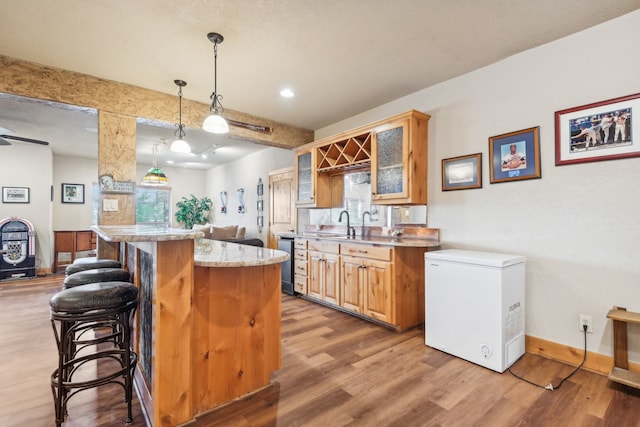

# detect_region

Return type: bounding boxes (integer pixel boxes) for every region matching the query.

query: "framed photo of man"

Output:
[489,126,541,184]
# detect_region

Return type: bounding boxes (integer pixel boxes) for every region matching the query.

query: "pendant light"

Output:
[202,32,229,134]
[142,145,168,186]
[170,79,191,153]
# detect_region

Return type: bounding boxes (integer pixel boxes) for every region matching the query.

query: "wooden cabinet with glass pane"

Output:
[371,110,430,204]
[294,110,430,207]
[294,147,334,207]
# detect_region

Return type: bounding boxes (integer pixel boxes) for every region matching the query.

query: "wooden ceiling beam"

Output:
[0,55,313,150]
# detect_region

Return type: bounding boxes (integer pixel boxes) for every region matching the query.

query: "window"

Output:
[136,186,171,226]
[92,184,171,226]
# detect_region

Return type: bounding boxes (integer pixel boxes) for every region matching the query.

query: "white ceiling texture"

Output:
[1,0,639,168]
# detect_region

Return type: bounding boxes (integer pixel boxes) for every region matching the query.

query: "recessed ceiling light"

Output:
[280,88,294,98]
[166,160,175,164]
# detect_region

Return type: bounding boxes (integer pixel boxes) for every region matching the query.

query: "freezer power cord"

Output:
[508,323,588,391]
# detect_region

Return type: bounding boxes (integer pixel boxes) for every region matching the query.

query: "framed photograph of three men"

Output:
[555,92,638,166]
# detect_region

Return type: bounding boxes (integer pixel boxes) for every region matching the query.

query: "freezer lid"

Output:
[425,249,525,267]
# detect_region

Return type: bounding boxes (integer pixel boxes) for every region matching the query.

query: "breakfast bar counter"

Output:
[91,226,288,427]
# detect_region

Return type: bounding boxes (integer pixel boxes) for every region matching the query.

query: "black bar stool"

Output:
[65,259,122,276]
[63,267,131,289]
[49,282,138,426]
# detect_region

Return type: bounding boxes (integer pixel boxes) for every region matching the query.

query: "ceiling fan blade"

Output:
[0,136,11,145]
[0,134,50,145]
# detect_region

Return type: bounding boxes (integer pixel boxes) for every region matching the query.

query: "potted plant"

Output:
[175,194,213,229]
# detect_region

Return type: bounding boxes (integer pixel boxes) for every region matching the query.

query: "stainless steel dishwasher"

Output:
[277,236,295,295]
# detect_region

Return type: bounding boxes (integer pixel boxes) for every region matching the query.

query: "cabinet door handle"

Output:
[357,250,368,254]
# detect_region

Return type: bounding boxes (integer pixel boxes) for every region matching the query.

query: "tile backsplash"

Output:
[304,171,427,228]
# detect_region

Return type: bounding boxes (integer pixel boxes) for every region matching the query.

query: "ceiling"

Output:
[1,0,639,169]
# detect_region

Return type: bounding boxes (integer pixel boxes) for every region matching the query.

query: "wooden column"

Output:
[96,111,137,259]
[153,239,195,426]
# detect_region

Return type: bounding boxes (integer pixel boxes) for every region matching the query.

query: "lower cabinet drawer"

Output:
[294,260,308,275]
[294,274,307,294]
[294,249,307,261]
[341,243,392,261]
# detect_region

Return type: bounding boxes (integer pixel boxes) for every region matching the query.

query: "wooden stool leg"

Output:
[612,309,629,370]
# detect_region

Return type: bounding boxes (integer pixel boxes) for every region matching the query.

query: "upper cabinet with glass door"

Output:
[294,109,430,207]
[295,146,334,207]
[371,110,430,205]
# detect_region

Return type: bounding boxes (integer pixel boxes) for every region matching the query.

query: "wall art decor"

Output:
[220,191,227,214]
[489,126,541,184]
[256,178,264,232]
[555,92,638,166]
[61,183,85,204]
[2,186,29,203]
[237,188,245,213]
[442,153,482,191]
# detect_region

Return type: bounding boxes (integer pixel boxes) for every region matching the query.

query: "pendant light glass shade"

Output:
[143,146,168,186]
[202,112,229,134]
[142,167,168,186]
[171,79,191,153]
[203,32,229,134]
[170,138,191,153]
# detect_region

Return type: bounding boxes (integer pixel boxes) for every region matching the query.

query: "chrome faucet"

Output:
[361,211,371,237]
[339,210,355,238]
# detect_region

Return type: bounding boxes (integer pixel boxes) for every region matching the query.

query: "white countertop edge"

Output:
[92,225,203,242]
[194,239,289,267]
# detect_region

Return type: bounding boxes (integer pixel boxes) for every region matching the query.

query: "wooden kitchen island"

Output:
[92,226,288,427]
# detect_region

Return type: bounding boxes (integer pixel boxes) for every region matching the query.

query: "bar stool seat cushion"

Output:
[63,268,131,289]
[65,259,122,275]
[72,257,102,265]
[50,282,138,314]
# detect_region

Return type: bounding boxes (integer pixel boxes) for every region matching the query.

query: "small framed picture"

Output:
[442,153,482,191]
[61,183,85,204]
[555,92,639,166]
[257,179,264,196]
[489,127,541,184]
[2,187,30,203]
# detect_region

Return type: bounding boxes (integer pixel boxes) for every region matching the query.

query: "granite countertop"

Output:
[92,225,203,242]
[195,238,289,267]
[277,232,440,248]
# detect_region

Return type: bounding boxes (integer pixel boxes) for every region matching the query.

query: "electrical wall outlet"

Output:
[579,314,593,333]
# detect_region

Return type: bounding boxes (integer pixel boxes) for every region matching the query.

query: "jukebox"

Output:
[0,217,36,280]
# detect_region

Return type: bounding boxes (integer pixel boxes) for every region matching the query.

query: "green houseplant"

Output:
[175,194,213,229]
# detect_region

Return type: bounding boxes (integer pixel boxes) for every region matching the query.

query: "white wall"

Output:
[0,143,53,270]
[205,146,295,240]
[316,11,640,360]
[53,155,96,230]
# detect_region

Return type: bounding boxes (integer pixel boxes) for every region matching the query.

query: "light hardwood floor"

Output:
[1,275,639,426]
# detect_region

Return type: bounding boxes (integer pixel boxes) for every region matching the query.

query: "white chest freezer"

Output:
[425,249,525,373]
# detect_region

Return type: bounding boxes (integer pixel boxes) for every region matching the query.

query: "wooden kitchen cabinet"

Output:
[293,238,308,294]
[308,250,340,305]
[341,243,393,321]
[371,110,430,205]
[294,110,430,207]
[341,255,392,319]
[362,258,393,324]
[341,255,364,313]
[52,229,96,273]
[294,147,333,207]
[306,238,428,331]
[308,240,340,304]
